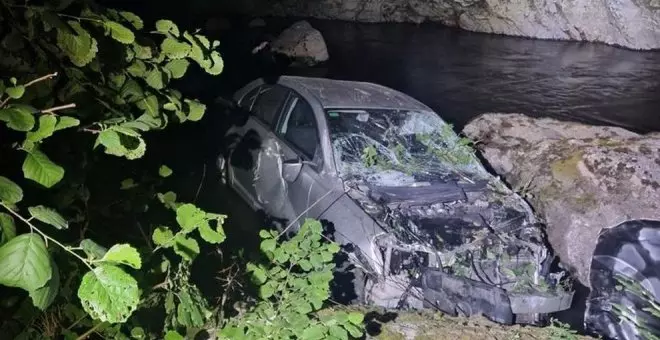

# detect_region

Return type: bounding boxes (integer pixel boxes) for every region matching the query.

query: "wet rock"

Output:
[221,0,660,50]
[462,113,660,287]
[248,17,267,28]
[266,20,329,66]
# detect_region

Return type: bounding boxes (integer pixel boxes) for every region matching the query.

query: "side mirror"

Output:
[282,158,303,182]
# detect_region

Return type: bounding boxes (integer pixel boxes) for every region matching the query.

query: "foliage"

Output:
[219,219,365,340]
[0,0,223,335]
[613,274,660,340]
[0,1,367,339]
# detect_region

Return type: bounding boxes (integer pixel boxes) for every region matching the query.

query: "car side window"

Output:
[251,85,290,127]
[278,94,320,160]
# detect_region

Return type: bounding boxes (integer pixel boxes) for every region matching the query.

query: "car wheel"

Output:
[584,219,660,340]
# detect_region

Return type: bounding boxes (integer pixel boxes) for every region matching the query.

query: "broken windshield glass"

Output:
[326,109,489,186]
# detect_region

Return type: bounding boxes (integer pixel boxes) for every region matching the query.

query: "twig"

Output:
[75,322,106,340]
[25,72,58,87]
[136,221,153,250]
[0,203,94,271]
[193,163,207,203]
[277,189,336,238]
[41,103,76,114]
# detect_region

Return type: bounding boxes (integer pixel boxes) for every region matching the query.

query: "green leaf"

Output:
[0,176,23,204]
[95,129,146,160]
[173,233,199,261]
[260,238,276,253]
[0,234,52,291]
[136,95,158,117]
[259,282,274,299]
[328,325,348,340]
[175,204,206,232]
[5,85,25,99]
[120,178,137,190]
[157,191,177,209]
[26,115,57,144]
[23,149,65,188]
[301,324,325,340]
[145,68,166,90]
[28,206,68,230]
[80,239,108,260]
[0,213,16,246]
[0,106,36,131]
[161,38,190,59]
[205,51,224,75]
[29,258,60,310]
[184,99,206,121]
[119,11,143,30]
[104,21,135,44]
[54,116,80,132]
[127,60,147,77]
[348,312,364,325]
[158,165,173,178]
[155,19,179,36]
[132,43,152,59]
[57,21,98,67]
[130,327,145,339]
[198,221,225,244]
[77,264,139,323]
[164,331,184,340]
[100,244,142,269]
[163,59,189,79]
[152,226,174,248]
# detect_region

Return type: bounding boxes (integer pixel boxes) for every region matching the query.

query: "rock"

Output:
[248,17,267,28]
[270,20,329,66]
[462,113,660,287]
[220,0,660,50]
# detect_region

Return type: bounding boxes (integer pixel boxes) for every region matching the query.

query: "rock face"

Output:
[462,113,660,287]
[270,21,329,66]
[223,0,660,50]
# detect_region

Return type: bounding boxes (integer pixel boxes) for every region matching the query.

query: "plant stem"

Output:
[76,322,106,340]
[24,72,58,87]
[0,203,94,271]
[42,103,76,114]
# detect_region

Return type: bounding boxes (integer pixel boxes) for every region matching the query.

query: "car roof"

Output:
[276,75,433,112]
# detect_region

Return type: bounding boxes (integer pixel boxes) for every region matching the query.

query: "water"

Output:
[267,19,660,132]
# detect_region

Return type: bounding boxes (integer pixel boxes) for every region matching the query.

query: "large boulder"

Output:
[270,20,329,66]
[220,0,660,50]
[462,113,660,287]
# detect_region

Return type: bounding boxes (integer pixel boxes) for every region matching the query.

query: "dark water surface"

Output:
[281,20,660,132]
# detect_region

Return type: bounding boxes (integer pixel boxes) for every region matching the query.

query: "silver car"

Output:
[218,76,574,325]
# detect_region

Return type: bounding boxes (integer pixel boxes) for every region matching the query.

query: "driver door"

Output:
[268,91,333,231]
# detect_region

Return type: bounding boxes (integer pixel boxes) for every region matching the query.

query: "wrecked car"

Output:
[217,76,574,325]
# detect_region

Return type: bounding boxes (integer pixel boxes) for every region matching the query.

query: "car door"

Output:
[268,91,336,231]
[227,83,291,210]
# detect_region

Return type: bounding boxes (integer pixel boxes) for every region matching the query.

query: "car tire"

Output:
[584,219,660,340]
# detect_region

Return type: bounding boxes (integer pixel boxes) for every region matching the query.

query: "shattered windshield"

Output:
[326,109,489,186]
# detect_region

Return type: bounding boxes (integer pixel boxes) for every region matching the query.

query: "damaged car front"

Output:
[326,108,574,325]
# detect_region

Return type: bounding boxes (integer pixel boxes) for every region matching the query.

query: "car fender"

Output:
[319,193,387,277]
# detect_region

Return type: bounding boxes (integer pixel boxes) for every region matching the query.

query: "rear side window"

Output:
[252,85,290,127]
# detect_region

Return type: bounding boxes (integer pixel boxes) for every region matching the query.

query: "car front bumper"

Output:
[420,268,575,324]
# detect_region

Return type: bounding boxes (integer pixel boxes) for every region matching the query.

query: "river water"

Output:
[211,18,660,133]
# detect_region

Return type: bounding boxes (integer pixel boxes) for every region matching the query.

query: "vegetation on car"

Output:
[0,0,364,338]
